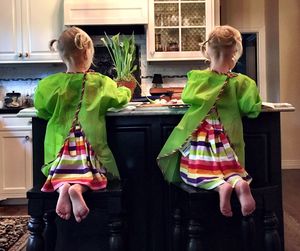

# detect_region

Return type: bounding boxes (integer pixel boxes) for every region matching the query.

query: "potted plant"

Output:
[101,33,138,97]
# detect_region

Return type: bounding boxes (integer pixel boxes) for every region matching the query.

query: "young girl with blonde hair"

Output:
[157,25,261,217]
[35,27,131,222]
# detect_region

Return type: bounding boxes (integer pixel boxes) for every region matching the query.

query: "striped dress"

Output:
[41,124,107,192]
[179,107,251,190]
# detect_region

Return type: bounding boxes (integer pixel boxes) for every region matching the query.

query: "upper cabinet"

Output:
[0,0,64,63]
[64,0,148,25]
[147,0,220,61]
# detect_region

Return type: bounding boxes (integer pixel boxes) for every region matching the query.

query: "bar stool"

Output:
[26,179,125,251]
[169,182,282,251]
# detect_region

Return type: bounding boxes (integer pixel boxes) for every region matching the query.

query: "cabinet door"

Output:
[147,0,220,61]
[21,0,63,62]
[0,0,23,62]
[0,0,64,63]
[64,0,148,25]
[0,131,32,199]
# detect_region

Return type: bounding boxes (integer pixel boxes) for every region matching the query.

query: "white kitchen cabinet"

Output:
[64,0,148,25]
[0,115,32,200]
[147,0,220,61]
[0,0,64,63]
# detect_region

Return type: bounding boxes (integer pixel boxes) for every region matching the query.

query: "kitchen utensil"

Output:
[4,91,21,108]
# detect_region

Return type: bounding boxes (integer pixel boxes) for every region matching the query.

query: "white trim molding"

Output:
[282,160,300,170]
[238,27,267,101]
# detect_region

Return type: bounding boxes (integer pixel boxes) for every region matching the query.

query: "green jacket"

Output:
[157,70,262,182]
[34,72,131,178]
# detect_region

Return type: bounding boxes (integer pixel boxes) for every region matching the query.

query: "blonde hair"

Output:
[49,26,94,64]
[200,25,243,64]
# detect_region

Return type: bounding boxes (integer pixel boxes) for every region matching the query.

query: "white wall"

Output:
[222,0,300,169]
[279,0,300,169]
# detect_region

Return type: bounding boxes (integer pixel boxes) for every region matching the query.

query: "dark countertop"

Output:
[15,103,295,118]
[0,107,24,114]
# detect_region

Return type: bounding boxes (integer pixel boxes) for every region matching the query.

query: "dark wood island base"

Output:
[27,109,284,251]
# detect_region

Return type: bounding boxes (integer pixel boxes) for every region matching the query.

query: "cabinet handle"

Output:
[25,136,30,141]
[18,52,23,57]
[25,52,29,57]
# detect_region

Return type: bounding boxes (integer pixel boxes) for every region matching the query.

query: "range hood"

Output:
[64,0,148,26]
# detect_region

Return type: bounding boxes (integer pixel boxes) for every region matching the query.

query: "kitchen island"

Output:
[22,104,292,251]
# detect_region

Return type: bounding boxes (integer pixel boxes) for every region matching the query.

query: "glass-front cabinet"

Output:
[147,0,220,61]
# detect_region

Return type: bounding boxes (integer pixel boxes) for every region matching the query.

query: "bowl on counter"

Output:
[4,91,21,108]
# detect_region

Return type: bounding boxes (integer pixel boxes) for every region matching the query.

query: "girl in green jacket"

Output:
[34,27,131,222]
[157,25,261,217]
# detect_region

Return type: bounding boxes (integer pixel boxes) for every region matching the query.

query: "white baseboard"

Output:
[282,160,300,169]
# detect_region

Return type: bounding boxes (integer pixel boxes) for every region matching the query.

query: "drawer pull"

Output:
[25,136,30,141]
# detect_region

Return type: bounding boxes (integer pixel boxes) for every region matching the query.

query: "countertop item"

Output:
[4,91,21,108]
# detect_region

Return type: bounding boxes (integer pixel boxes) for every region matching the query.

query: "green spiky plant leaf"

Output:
[101,33,154,103]
[101,33,137,82]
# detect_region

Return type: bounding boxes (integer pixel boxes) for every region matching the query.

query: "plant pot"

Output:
[117,81,137,99]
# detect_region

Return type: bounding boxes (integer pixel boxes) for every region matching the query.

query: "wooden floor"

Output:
[1,169,300,250]
[282,169,300,251]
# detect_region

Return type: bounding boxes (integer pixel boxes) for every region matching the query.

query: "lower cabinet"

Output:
[0,115,32,200]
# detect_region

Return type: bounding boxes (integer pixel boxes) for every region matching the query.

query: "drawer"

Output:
[0,114,32,130]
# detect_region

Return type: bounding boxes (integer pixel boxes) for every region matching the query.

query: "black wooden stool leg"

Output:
[109,218,123,251]
[173,208,182,251]
[27,216,45,251]
[241,214,256,251]
[264,211,281,251]
[186,219,204,251]
[43,212,57,251]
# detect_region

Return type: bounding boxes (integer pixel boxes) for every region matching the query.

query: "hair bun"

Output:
[74,33,84,49]
[49,39,58,52]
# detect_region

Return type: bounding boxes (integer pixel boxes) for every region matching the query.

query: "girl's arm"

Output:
[100,76,131,109]
[236,76,262,118]
[34,80,58,120]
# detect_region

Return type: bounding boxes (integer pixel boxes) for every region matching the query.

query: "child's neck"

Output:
[66,66,88,73]
[210,61,233,74]
[65,60,89,73]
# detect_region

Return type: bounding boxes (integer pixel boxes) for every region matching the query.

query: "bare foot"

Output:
[235,180,256,216]
[56,183,72,220]
[215,182,233,217]
[69,184,89,223]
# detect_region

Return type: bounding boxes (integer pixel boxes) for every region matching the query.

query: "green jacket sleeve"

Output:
[103,77,131,108]
[236,76,262,118]
[90,74,131,112]
[34,79,58,120]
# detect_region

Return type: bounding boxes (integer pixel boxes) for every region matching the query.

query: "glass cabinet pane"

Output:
[181,2,206,26]
[181,28,206,51]
[155,28,179,52]
[154,3,179,27]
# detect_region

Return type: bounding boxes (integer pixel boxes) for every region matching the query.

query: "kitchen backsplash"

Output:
[0,34,207,103]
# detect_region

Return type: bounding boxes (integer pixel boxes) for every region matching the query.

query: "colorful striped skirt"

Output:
[179,111,251,190]
[41,125,107,192]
